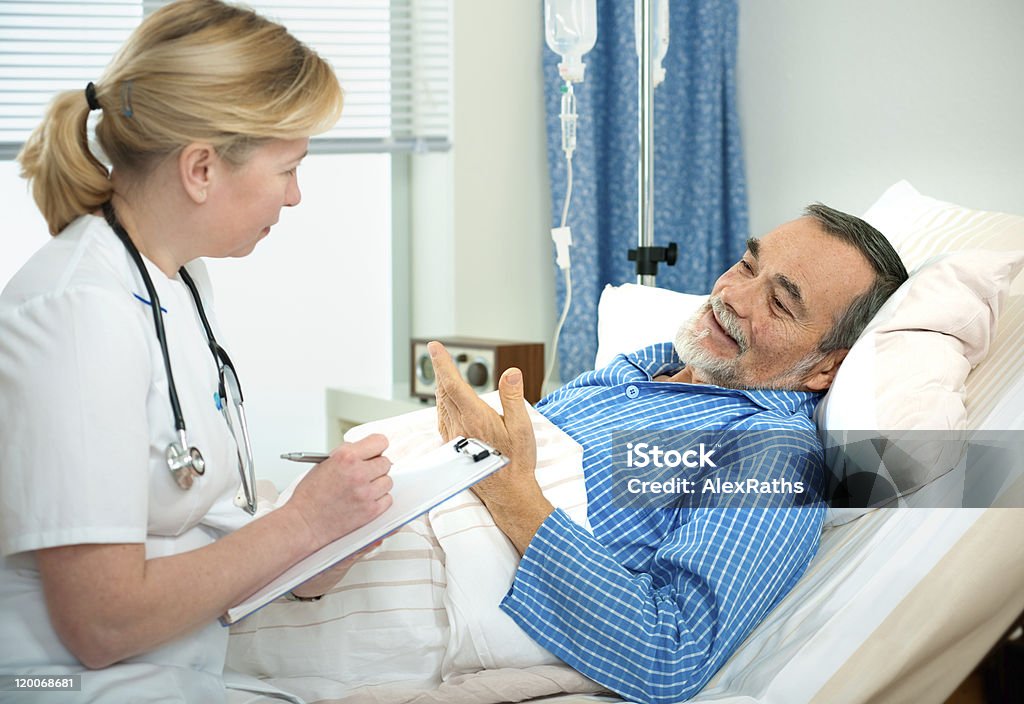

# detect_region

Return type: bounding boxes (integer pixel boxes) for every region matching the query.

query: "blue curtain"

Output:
[545,0,748,381]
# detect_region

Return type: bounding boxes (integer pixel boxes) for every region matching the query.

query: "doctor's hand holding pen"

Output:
[285,434,394,549]
[283,435,394,597]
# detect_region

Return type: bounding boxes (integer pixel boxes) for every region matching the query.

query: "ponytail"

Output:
[17,89,113,236]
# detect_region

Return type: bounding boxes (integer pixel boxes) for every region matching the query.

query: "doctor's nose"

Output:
[285,176,302,207]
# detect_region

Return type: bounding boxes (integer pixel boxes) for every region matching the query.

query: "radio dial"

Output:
[466,361,489,387]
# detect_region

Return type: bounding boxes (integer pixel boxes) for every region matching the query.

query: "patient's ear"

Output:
[801,348,849,393]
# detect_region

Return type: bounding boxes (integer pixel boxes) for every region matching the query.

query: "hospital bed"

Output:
[225,182,1024,704]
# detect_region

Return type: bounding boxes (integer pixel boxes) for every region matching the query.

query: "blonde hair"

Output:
[17,0,343,235]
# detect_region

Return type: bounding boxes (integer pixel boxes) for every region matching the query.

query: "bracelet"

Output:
[284,590,323,602]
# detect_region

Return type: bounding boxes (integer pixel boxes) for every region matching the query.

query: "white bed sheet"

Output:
[688,507,982,702]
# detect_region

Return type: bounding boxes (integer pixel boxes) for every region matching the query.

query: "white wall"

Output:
[0,161,49,286]
[411,0,555,351]
[738,0,1024,236]
[205,153,392,488]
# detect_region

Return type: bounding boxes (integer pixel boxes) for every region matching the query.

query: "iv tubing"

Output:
[543,150,574,391]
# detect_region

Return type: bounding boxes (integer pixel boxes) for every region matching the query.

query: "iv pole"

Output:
[629,0,676,286]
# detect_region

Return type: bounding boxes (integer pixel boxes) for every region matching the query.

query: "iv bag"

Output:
[634,0,670,86]
[544,0,597,83]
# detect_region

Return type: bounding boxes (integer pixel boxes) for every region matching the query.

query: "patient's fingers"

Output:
[436,392,455,441]
[430,342,461,402]
[427,341,455,381]
[498,367,530,431]
[429,342,456,437]
[428,342,452,405]
[428,341,476,412]
[429,341,517,457]
[498,367,537,467]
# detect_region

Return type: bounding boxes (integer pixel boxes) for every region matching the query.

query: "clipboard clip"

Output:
[454,437,500,463]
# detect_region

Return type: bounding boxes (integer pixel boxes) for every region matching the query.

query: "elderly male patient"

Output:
[429,204,908,704]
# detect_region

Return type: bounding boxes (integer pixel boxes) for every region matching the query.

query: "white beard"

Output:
[672,299,747,388]
[671,298,820,390]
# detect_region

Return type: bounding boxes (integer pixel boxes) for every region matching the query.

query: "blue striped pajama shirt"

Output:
[501,343,826,703]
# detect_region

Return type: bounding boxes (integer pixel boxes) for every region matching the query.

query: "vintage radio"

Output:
[410,337,545,404]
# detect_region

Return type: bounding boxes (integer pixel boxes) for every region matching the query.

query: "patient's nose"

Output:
[718,279,752,320]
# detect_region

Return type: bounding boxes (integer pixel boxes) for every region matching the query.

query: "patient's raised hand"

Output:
[429,341,550,554]
[428,340,531,457]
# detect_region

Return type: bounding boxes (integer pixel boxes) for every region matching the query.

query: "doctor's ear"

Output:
[178,142,218,204]
[800,348,849,393]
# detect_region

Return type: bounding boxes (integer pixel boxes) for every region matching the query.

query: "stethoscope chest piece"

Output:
[167,436,206,490]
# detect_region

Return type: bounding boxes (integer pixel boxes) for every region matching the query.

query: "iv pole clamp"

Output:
[632,0,675,286]
[628,242,677,277]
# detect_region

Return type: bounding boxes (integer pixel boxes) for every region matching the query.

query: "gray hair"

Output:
[804,203,909,354]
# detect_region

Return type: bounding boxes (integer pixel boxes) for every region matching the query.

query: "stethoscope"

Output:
[102,202,258,515]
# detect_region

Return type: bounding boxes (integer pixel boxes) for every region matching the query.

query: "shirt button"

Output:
[625,384,640,399]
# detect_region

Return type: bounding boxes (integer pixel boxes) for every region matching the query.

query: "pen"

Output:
[280,452,330,463]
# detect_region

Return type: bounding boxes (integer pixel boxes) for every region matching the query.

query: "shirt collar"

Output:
[623,342,822,415]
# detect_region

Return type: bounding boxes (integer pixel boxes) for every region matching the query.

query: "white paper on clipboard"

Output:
[222,437,507,625]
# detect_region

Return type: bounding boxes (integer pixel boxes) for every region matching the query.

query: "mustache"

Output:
[708,296,748,352]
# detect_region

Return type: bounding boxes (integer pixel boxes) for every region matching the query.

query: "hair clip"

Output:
[120,80,134,118]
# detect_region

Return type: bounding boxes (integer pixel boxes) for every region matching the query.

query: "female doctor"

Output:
[0,0,393,700]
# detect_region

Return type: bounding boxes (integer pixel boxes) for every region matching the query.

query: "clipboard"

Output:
[222,437,508,625]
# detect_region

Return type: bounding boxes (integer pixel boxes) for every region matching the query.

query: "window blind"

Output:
[0,0,452,158]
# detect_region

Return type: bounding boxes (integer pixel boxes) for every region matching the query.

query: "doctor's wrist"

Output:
[274,502,321,555]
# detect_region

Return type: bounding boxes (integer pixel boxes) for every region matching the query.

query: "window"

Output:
[0,0,451,158]
[213,0,452,154]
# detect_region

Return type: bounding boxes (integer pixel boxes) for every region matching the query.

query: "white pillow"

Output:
[862,180,1024,294]
[815,249,1024,526]
[817,181,1024,526]
[594,283,706,368]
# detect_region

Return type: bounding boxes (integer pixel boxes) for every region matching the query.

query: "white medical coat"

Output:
[0,215,258,702]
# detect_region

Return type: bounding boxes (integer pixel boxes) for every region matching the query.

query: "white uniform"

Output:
[0,215,257,702]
